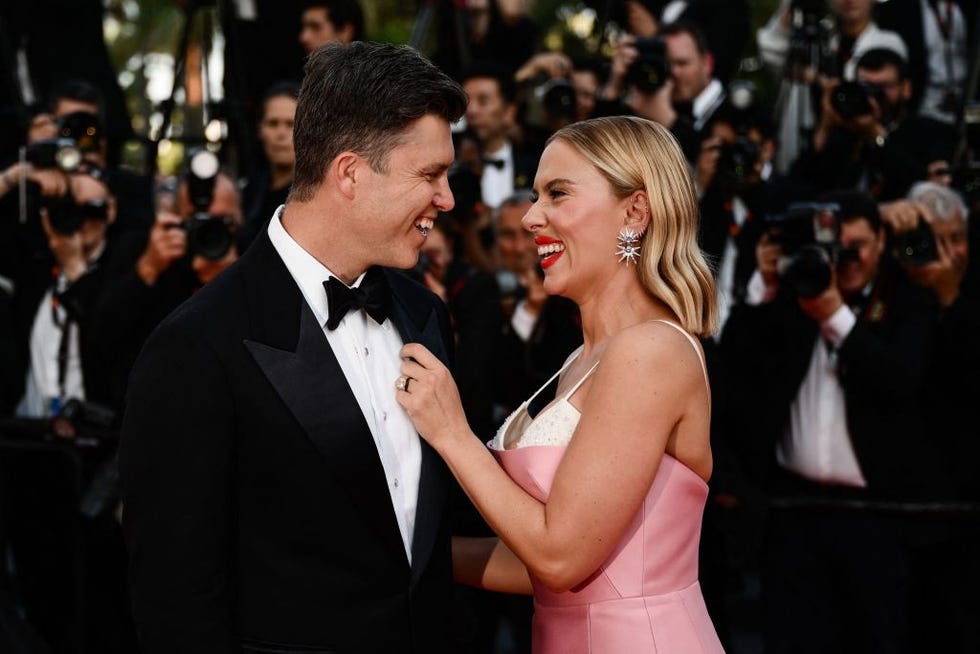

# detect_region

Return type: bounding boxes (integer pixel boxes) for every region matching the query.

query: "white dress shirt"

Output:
[481,141,515,210]
[17,278,85,418]
[268,207,421,562]
[714,196,749,337]
[746,272,867,487]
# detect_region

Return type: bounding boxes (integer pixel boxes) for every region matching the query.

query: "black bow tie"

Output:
[323,267,391,331]
[482,157,506,170]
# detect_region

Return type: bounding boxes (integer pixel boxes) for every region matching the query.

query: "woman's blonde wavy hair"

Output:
[548,116,718,337]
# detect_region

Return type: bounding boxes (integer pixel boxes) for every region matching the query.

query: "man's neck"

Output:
[483,136,508,156]
[840,17,871,39]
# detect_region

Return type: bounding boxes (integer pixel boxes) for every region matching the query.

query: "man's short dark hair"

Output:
[290,42,466,202]
[821,189,882,232]
[661,20,711,57]
[856,48,908,81]
[460,62,517,104]
[259,80,301,122]
[302,0,365,42]
[47,79,106,123]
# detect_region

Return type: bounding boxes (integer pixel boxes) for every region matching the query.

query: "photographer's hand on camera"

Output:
[796,271,844,323]
[906,234,964,308]
[0,162,70,199]
[600,36,639,101]
[515,52,574,85]
[879,199,935,234]
[41,212,87,283]
[137,212,187,285]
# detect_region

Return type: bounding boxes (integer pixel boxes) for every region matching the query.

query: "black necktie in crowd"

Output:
[323,267,391,331]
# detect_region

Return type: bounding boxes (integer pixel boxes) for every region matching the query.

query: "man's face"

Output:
[463,77,513,147]
[710,122,774,185]
[933,212,969,270]
[496,199,535,273]
[665,32,713,104]
[298,7,351,54]
[837,217,885,295]
[856,65,911,118]
[355,114,456,271]
[833,0,874,25]
[259,95,296,170]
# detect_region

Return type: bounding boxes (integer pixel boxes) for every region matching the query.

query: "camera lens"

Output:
[187,214,233,261]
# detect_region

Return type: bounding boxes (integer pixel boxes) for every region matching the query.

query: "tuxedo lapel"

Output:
[384,270,451,584]
[240,235,408,566]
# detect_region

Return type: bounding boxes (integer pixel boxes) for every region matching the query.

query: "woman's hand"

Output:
[396,343,470,450]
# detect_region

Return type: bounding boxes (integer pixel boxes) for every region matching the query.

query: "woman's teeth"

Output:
[538,243,565,257]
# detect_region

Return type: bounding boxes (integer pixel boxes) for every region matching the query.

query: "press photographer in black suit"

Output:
[120,42,467,653]
[722,190,949,654]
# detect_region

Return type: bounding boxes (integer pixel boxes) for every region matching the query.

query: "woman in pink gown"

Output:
[396,116,725,653]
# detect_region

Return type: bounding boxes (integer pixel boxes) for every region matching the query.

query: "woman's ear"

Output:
[625,190,651,233]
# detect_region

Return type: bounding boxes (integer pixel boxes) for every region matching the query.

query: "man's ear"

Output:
[338,22,356,44]
[331,151,361,199]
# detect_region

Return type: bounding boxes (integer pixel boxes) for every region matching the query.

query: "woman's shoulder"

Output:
[601,320,704,387]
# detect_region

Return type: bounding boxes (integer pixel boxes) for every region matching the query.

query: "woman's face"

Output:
[522,139,628,300]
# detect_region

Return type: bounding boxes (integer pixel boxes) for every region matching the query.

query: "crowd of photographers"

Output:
[0,0,978,652]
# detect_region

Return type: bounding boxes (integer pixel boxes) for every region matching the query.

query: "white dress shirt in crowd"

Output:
[919,0,968,123]
[481,141,515,210]
[17,277,85,418]
[714,196,750,337]
[268,207,421,562]
[692,79,725,131]
[746,272,867,487]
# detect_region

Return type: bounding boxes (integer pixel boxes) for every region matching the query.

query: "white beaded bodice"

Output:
[489,346,599,451]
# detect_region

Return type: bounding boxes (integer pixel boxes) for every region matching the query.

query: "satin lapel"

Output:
[384,270,450,584]
[242,243,407,566]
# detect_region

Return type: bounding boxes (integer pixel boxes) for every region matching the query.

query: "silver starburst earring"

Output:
[616,227,644,266]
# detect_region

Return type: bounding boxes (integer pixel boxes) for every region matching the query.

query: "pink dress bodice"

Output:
[488,322,725,653]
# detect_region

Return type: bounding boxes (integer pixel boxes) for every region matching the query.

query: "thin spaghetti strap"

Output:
[564,359,601,398]
[652,320,709,389]
[527,345,583,405]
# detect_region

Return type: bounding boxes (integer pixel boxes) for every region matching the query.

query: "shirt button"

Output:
[393,478,399,488]
[382,411,388,421]
[364,347,369,356]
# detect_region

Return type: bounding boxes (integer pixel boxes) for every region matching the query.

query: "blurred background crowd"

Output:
[0,0,977,652]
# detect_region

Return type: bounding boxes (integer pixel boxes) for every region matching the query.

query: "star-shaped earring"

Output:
[616,228,643,266]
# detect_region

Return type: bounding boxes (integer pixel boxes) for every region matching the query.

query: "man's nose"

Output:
[433,175,455,212]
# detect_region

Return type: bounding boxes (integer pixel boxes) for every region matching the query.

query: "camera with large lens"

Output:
[785,0,834,76]
[891,219,938,265]
[56,111,103,154]
[539,78,577,122]
[627,37,670,94]
[829,81,879,120]
[765,202,855,297]
[175,149,235,261]
[26,138,83,173]
[41,192,109,236]
[716,137,761,189]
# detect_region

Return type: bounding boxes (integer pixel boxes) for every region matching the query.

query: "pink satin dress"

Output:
[488,321,725,654]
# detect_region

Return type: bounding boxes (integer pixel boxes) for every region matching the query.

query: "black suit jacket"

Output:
[120,229,457,653]
[721,264,950,500]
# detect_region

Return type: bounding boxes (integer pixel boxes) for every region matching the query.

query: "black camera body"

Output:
[26,138,83,173]
[540,78,577,121]
[717,137,761,190]
[830,81,883,120]
[175,149,235,261]
[765,202,857,297]
[627,37,670,94]
[891,220,938,266]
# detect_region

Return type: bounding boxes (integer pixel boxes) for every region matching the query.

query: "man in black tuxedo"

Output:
[119,42,467,653]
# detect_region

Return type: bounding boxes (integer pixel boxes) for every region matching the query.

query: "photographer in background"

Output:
[602,21,725,162]
[758,0,909,172]
[93,152,242,410]
[883,180,979,652]
[792,47,956,200]
[297,0,363,54]
[239,81,299,253]
[722,189,948,654]
[694,86,780,333]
